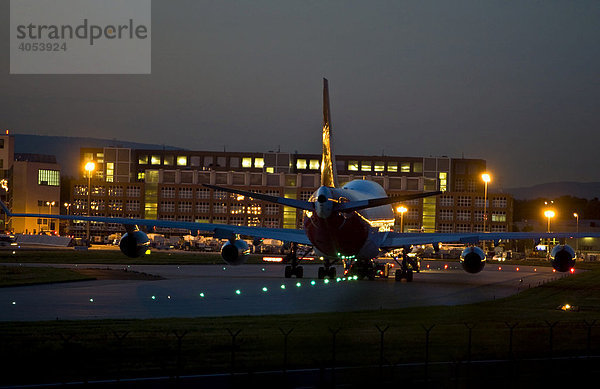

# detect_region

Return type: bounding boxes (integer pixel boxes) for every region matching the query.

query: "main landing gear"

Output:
[393,247,419,282]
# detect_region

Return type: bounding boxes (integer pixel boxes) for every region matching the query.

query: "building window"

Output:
[179,188,193,199]
[138,155,148,164]
[38,169,60,186]
[492,212,506,222]
[126,186,141,197]
[401,163,410,172]
[196,202,210,213]
[387,162,397,172]
[197,188,210,199]
[164,155,174,166]
[242,157,252,168]
[439,172,447,192]
[361,161,371,172]
[439,209,453,221]
[254,158,265,168]
[160,201,175,212]
[439,195,453,207]
[348,161,359,171]
[456,210,471,221]
[309,159,320,170]
[151,155,161,165]
[160,187,176,198]
[178,201,193,213]
[177,156,187,166]
[493,197,507,208]
[457,196,471,207]
[374,162,385,172]
[296,159,307,170]
[413,162,423,173]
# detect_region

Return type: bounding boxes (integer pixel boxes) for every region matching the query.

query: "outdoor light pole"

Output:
[85,161,95,244]
[397,206,407,233]
[573,213,579,253]
[481,173,491,253]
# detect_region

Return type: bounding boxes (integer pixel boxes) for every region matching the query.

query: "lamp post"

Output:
[544,209,555,233]
[85,161,95,243]
[481,173,491,233]
[46,201,55,232]
[573,213,579,253]
[397,206,407,233]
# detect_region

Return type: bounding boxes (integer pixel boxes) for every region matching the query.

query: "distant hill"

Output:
[506,182,600,200]
[14,134,183,177]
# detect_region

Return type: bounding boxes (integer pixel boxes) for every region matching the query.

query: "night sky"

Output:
[1,1,599,188]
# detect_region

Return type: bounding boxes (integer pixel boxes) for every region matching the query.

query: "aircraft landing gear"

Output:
[283,242,304,278]
[394,247,415,282]
[317,266,336,279]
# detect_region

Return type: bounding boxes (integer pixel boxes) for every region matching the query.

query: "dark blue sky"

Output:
[1,1,599,188]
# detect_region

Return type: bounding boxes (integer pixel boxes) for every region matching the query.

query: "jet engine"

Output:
[221,239,251,266]
[460,246,486,274]
[550,244,576,272]
[119,230,150,258]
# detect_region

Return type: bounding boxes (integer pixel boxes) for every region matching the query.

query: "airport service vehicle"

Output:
[3,79,598,281]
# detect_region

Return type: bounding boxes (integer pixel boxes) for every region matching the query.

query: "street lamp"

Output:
[84,161,95,243]
[573,213,579,253]
[46,201,55,232]
[544,209,555,233]
[481,173,491,233]
[397,205,407,233]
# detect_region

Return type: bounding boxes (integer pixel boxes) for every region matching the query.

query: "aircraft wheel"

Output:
[395,270,403,282]
[295,266,304,278]
[328,267,336,279]
[318,267,325,279]
[406,269,413,282]
[284,266,292,278]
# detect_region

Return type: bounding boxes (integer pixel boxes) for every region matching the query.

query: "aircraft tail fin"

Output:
[321,78,338,188]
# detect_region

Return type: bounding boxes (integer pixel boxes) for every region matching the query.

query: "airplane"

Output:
[2,78,598,281]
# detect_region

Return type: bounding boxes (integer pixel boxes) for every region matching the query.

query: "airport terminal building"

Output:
[67,147,513,240]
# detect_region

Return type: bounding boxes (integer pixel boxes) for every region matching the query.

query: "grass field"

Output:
[1,248,600,385]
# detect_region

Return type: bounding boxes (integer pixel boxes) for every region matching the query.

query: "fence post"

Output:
[279,327,294,374]
[584,320,596,358]
[375,324,390,374]
[421,324,435,384]
[172,330,189,385]
[226,329,242,376]
[545,321,558,360]
[504,322,518,360]
[112,330,130,381]
[329,327,341,387]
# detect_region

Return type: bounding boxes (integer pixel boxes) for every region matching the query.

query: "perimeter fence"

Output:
[1,318,600,387]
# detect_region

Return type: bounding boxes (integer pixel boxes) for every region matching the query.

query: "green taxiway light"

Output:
[311,280,316,286]
[262,287,268,292]
[235,289,241,295]
[324,279,330,284]
[199,293,205,298]
[151,295,156,300]
[296,282,302,287]
[89,298,94,302]
[281,284,286,290]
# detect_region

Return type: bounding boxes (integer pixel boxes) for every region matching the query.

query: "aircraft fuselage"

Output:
[303,180,394,260]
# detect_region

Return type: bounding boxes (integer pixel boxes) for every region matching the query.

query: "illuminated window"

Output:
[138,155,148,164]
[387,162,397,172]
[151,155,161,165]
[348,161,359,171]
[413,162,423,173]
[309,159,320,170]
[439,172,447,192]
[106,162,114,183]
[38,169,60,186]
[254,158,265,168]
[164,155,174,166]
[296,159,307,169]
[401,163,410,172]
[361,161,371,172]
[242,157,252,168]
[137,172,145,181]
[177,156,187,166]
[374,162,385,172]
[266,167,274,173]
[492,212,506,222]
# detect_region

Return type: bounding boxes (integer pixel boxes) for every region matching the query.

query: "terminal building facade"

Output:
[68,147,513,240]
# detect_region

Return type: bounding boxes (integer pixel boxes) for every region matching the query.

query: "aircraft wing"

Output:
[0,202,312,245]
[379,231,600,249]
